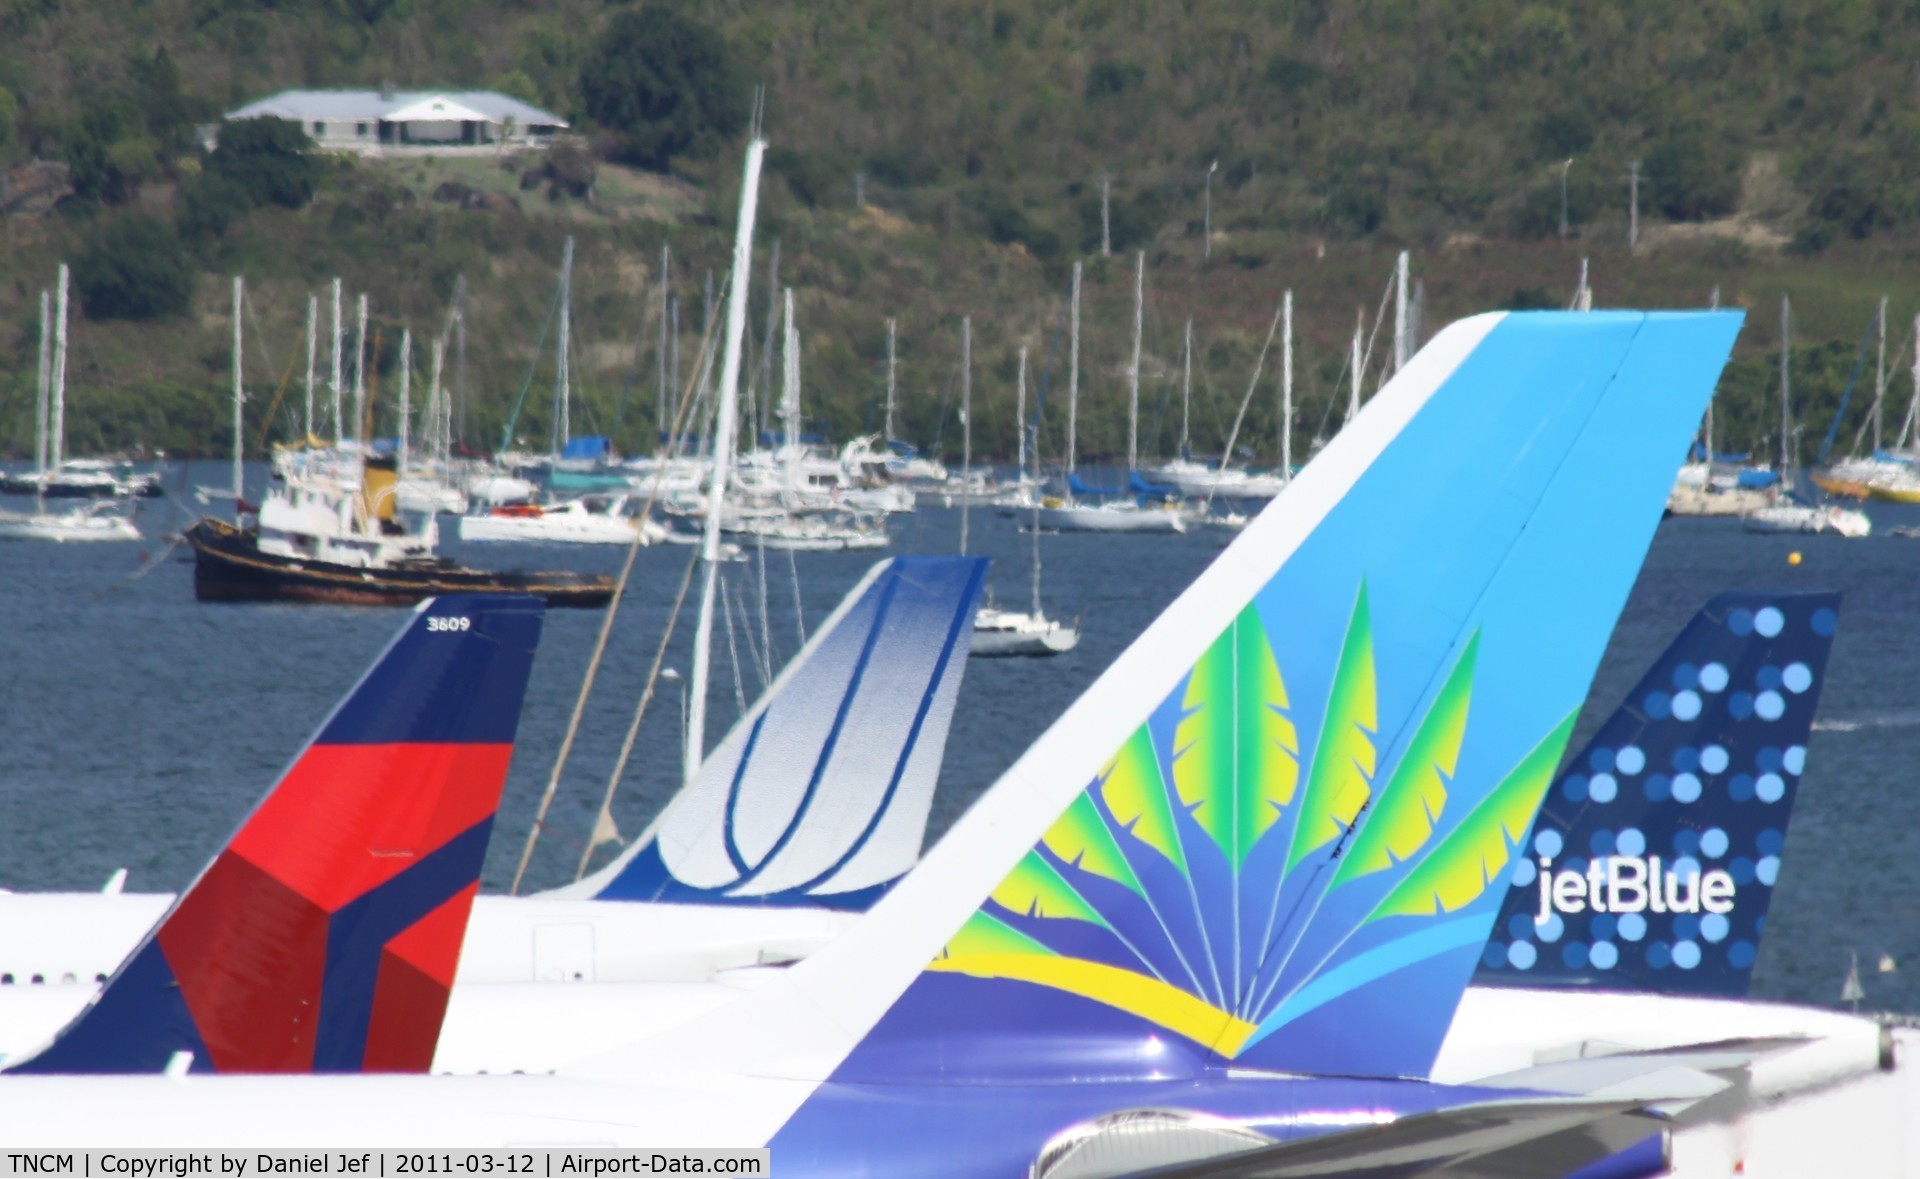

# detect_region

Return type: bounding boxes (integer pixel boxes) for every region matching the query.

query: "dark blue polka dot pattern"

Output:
[1473,592,1838,998]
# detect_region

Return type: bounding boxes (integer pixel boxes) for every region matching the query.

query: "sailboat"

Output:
[186,277,617,605]
[1744,295,1871,538]
[972,339,1079,657]
[1148,318,1287,501]
[0,267,140,542]
[1039,255,1188,534]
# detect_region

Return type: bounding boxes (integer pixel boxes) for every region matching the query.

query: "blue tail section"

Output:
[572,556,988,909]
[1476,591,1838,996]
[717,311,1746,1109]
[11,595,545,1074]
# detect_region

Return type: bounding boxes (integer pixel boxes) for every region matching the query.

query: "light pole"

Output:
[1558,158,1573,241]
[1203,160,1218,259]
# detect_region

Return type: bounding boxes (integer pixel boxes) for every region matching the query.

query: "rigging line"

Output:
[732,563,770,691]
[1847,320,1915,457]
[497,278,565,455]
[511,274,727,895]
[788,546,807,645]
[573,539,702,882]
[251,331,306,452]
[1203,303,1284,515]
[1355,268,1397,403]
[756,535,774,686]
[721,569,749,716]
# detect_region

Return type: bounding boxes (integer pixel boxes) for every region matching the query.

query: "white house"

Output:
[222,89,568,154]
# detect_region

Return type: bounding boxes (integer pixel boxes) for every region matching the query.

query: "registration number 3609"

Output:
[426,616,472,633]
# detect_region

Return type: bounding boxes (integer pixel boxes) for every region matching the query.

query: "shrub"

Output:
[73,213,195,320]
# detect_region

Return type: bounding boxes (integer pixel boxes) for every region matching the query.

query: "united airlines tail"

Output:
[11,595,545,1074]
[560,556,987,909]
[1476,591,1837,996]
[575,312,1743,1136]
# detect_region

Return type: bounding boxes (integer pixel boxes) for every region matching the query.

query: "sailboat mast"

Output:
[1876,294,1889,454]
[1281,289,1293,482]
[782,288,797,445]
[1347,309,1363,424]
[1780,295,1792,473]
[656,243,670,452]
[33,289,49,481]
[354,293,368,450]
[884,317,897,442]
[1393,250,1410,373]
[429,333,447,468]
[1127,249,1143,473]
[686,138,765,784]
[303,295,317,441]
[758,241,780,441]
[1180,319,1192,460]
[330,279,344,445]
[960,314,972,556]
[50,263,68,472]
[398,328,413,474]
[554,236,575,469]
[231,275,244,514]
[1016,344,1029,486]
[1067,260,1081,476]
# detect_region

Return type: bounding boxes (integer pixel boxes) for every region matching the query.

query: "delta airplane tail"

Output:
[1476,591,1838,996]
[563,555,987,908]
[580,311,1742,1141]
[11,594,545,1074]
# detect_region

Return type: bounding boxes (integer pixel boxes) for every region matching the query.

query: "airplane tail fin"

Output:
[562,556,987,909]
[1476,591,1838,996]
[12,594,545,1074]
[569,311,1744,1110]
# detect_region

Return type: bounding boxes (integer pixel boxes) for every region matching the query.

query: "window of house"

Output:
[313,121,326,136]
[357,122,369,137]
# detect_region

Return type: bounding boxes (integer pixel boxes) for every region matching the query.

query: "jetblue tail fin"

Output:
[573,312,1744,1117]
[12,595,545,1074]
[1476,591,1838,996]
[561,556,987,908]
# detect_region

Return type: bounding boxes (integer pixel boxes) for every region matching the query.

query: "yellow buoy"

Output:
[1788,551,1803,566]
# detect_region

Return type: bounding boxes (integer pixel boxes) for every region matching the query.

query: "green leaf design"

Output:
[1331,632,1479,886]
[991,848,1111,927]
[1042,792,1143,894]
[1288,582,1378,870]
[1098,725,1186,872]
[1172,605,1300,867]
[1371,710,1578,919]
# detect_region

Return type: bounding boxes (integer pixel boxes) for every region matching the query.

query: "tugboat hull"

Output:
[186,518,616,608]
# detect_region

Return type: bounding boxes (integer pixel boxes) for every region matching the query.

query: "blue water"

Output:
[2,461,1918,1017]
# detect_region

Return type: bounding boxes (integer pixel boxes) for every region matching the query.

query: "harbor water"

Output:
[3,461,1920,1018]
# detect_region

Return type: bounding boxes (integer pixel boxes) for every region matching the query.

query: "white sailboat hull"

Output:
[1039,502,1189,533]
[1742,504,1871,537]
[1146,462,1287,499]
[0,507,140,542]
[970,609,1079,657]
[459,512,654,546]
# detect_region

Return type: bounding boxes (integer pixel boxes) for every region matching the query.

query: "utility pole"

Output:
[1203,160,1219,259]
[855,172,866,208]
[1559,158,1573,241]
[1100,174,1112,257]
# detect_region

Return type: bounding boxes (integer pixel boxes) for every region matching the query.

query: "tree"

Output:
[578,6,748,168]
[208,116,321,209]
[73,213,195,321]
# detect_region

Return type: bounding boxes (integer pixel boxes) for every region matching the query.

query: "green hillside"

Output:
[3,0,1920,465]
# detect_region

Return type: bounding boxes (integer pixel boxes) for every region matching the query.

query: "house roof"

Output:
[226,90,568,128]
